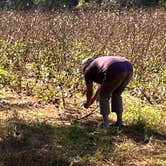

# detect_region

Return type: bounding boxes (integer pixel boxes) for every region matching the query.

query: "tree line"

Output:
[0,0,164,11]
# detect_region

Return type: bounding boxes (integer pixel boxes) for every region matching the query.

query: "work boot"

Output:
[110,121,125,127]
[98,122,110,128]
[100,114,110,128]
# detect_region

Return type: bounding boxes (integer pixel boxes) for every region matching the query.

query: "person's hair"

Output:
[82,58,93,73]
[82,57,93,66]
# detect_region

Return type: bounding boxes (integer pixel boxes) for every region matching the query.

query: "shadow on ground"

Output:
[121,123,166,143]
[0,116,98,166]
[0,116,166,166]
[78,120,166,144]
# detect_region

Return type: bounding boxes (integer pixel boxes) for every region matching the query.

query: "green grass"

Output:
[123,92,166,133]
[0,91,166,166]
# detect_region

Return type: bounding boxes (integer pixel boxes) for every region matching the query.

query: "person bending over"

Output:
[82,56,133,128]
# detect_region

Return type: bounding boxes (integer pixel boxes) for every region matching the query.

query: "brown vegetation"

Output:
[0,9,165,104]
[0,8,166,166]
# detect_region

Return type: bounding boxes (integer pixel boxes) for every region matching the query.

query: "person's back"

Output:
[84,56,130,84]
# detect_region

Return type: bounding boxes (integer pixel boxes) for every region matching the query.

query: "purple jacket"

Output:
[84,56,133,84]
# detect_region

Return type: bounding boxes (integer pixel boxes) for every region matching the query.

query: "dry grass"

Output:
[0,8,166,166]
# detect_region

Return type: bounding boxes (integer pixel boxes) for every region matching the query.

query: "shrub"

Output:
[0,9,165,103]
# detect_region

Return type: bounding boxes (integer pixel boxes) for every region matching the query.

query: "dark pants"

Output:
[99,61,133,115]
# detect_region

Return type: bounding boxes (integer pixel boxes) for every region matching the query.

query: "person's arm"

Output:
[84,84,101,108]
[90,85,101,104]
[84,83,93,108]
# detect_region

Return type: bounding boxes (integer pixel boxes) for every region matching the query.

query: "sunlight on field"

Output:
[0,6,166,166]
